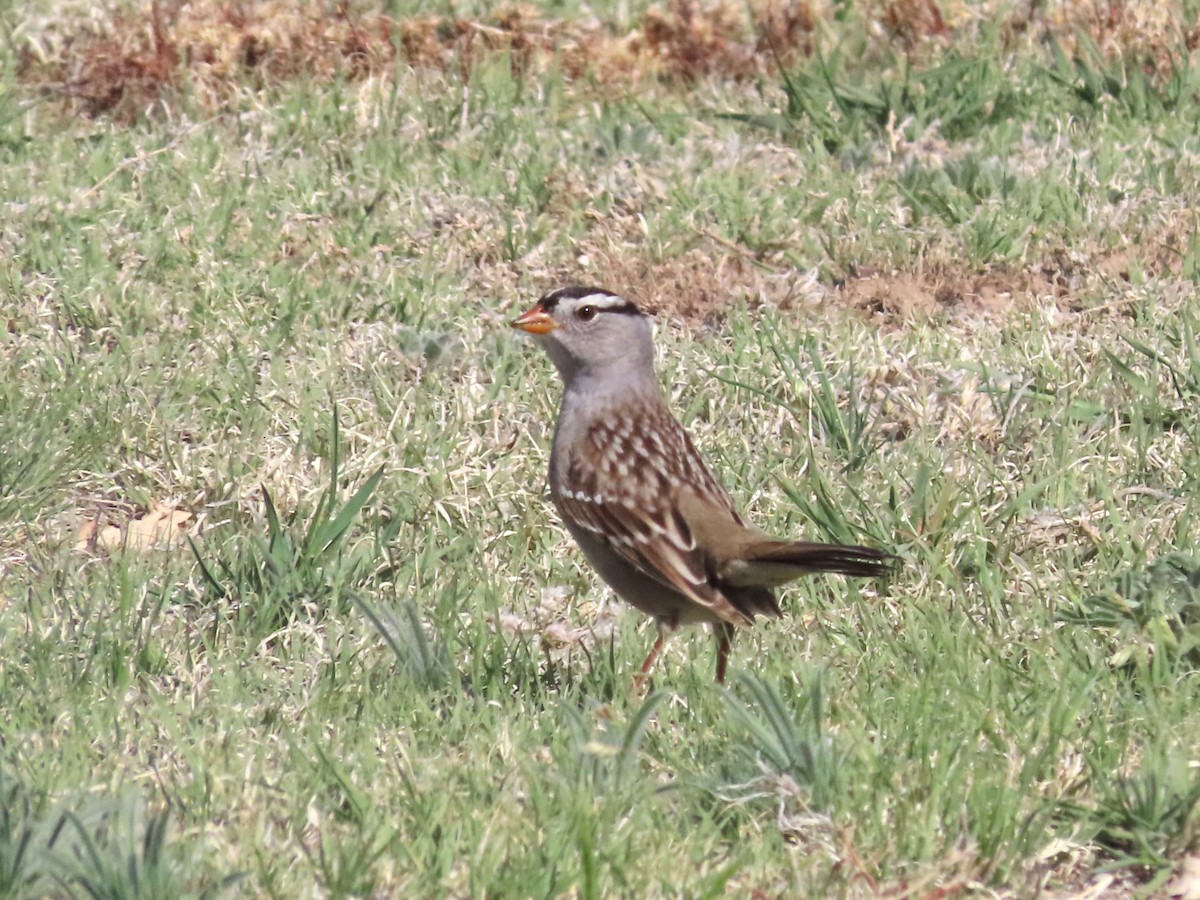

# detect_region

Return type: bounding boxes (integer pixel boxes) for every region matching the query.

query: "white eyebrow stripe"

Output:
[586,293,631,308]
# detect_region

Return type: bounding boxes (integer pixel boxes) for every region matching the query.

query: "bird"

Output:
[511,285,893,684]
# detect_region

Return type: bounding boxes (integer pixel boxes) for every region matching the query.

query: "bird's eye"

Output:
[575,305,598,323]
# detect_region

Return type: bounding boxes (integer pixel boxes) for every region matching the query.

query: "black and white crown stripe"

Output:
[539,286,642,315]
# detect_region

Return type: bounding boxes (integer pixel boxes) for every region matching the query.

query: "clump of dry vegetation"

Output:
[1008,0,1199,78]
[18,0,824,119]
[19,0,1197,121]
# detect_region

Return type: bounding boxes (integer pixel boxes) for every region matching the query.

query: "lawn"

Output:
[2,1,1199,896]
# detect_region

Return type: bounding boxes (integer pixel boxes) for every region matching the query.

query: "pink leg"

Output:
[640,628,667,676]
[635,614,678,687]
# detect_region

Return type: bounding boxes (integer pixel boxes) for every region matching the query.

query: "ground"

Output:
[1,1,1199,897]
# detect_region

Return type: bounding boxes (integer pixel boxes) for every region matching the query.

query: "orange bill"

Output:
[511,303,556,334]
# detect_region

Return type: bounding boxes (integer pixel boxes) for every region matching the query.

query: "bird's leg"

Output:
[639,631,665,676]
[639,621,669,676]
[714,622,735,684]
[634,614,678,689]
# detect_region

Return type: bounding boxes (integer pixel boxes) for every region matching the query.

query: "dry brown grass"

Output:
[17,0,823,120]
[19,0,1197,122]
[1005,0,1197,79]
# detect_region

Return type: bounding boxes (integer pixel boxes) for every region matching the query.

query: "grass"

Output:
[2,0,1199,896]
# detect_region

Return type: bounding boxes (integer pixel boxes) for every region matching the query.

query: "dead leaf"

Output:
[74,517,100,552]
[76,503,193,553]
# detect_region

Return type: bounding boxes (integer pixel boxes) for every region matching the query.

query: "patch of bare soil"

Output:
[542,241,1019,324]
[838,226,1197,323]
[839,265,1059,322]
[535,222,1198,329]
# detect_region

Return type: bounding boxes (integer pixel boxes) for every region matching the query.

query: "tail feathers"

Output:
[721,540,894,588]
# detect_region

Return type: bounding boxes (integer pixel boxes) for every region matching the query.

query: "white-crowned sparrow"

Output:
[512,286,893,683]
